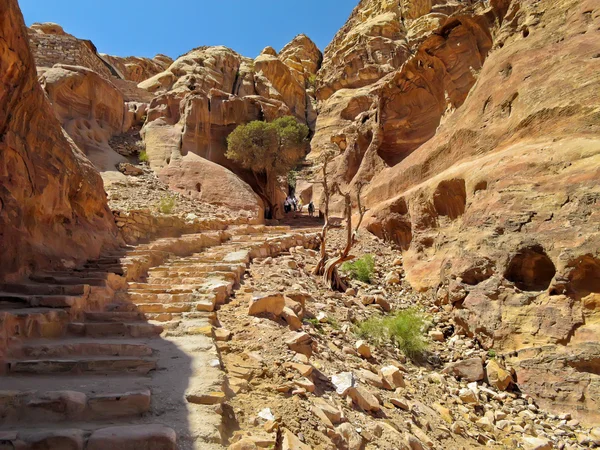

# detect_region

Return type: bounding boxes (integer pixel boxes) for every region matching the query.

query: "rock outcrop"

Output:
[138,39,321,209]
[158,154,264,217]
[0,0,118,280]
[308,0,600,422]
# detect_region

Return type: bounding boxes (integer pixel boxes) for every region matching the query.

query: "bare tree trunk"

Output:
[313,153,333,276]
[323,182,367,290]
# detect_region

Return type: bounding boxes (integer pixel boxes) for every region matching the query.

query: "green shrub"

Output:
[139,150,149,163]
[158,195,176,214]
[307,74,318,89]
[487,349,497,359]
[356,308,428,359]
[341,255,375,283]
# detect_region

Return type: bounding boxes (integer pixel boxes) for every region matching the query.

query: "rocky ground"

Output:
[214,227,600,450]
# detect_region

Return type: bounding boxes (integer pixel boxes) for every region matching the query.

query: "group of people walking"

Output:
[284,196,315,216]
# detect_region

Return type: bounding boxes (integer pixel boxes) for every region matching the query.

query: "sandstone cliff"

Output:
[138,39,322,213]
[308,0,600,423]
[0,1,118,281]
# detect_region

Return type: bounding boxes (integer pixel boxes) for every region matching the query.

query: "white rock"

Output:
[331,372,355,396]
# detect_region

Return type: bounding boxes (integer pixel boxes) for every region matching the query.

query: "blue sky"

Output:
[19,0,357,59]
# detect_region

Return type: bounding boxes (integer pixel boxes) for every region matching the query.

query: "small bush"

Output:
[487,349,497,359]
[356,308,428,359]
[306,74,318,89]
[139,150,149,163]
[341,255,375,283]
[158,195,176,214]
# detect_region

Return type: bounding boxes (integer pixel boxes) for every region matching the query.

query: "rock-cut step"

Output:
[0,424,176,450]
[0,283,89,296]
[0,293,84,310]
[68,321,163,338]
[6,356,157,375]
[8,338,153,358]
[0,388,151,424]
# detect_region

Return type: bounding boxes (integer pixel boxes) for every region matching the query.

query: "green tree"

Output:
[226,116,309,217]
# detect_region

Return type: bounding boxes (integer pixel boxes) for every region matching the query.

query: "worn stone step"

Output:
[84,311,145,322]
[0,283,89,296]
[135,303,193,314]
[7,356,157,375]
[0,388,151,424]
[146,272,236,285]
[68,322,163,338]
[126,292,199,304]
[0,424,176,450]
[9,339,153,358]
[0,293,84,309]
[125,284,195,294]
[29,275,107,287]
[80,265,125,275]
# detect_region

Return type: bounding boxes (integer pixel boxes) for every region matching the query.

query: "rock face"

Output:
[308,0,600,423]
[138,39,321,206]
[29,22,170,84]
[158,154,264,217]
[0,0,117,280]
[39,65,129,178]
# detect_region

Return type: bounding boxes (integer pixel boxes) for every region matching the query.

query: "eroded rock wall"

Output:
[309,0,600,422]
[0,1,118,281]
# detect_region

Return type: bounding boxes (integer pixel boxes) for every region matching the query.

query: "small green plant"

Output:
[139,150,149,163]
[158,194,176,214]
[306,74,318,89]
[304,318,324,333]
[487,349,497,359]
[356,308,428,359]
[341,254,375,283]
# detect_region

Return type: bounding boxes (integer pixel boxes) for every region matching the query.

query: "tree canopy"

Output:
[225,116,309,177]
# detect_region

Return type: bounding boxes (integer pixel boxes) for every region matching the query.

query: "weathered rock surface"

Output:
[307,0,600,423]
[0,0,117,280]
[158,154,264,217]
[40,64,130,180]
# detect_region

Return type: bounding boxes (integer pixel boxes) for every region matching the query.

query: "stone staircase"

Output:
[0,225,318,450]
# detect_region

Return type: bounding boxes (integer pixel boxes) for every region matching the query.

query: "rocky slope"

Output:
[307,0,600,424]
[0,0,118,281]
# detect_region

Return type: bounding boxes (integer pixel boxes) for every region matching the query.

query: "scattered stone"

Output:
[428,330,444,342]
[331,372,355,396]
[380,365,405,389]
[214,328,232,341]
[257,408,275,421]
[355,340,372,359]
[347,386,381,412]
[281,428,311,450]
[336,423,363,450]
[390,397,410,410]
[385,271,401,285]
[522,436,553,450]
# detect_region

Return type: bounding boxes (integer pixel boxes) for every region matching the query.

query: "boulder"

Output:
[485,359,513,391]
[442,358,484,382]
[248,293,285,316]
[159,155,264,219]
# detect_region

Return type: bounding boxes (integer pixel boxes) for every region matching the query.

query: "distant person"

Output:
[284,198,290,214]
[298,199,304,212]
[292,197,298,212]
[308,201,315,217]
